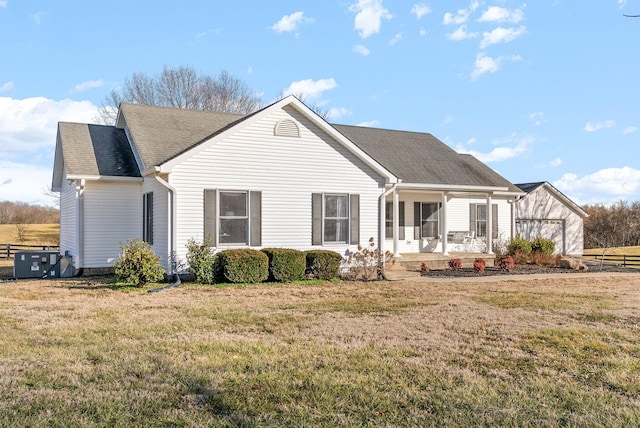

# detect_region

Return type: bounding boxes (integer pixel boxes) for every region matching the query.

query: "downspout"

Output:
[379,182,400,276]
[76,179,85,272]
[154,174,177,274]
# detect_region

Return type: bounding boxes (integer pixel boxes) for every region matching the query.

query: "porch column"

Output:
[392,189,400,257]
[486,193,493,254]
[441,192,449,256]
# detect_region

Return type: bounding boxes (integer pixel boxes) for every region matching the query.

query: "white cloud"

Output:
[456,134,533,163]
[554,167,640,203]
[529,112,545,126]
[349,0,392,39]
[283,78,338,101]
[443,1,479,25]
[356,120,380,127]
[549,157,562,167]
[70,79,104,93]
[443,116,454,125]
[478,6,525,23]
[618,0,628,8]
[327,107,352,120]
[447,25,478,41]
[584,120,616,132]
[480,25,526,48]
[411,4,432,19]
[353,44,371,56]
[0,1,7,8]
[32,11,43,25]
[0,81,14,92]
[389,33,403,46]
[471,52,498,80]
[419,27,427,36]
[270,11,313,33]
[471,52,521,80]
[0,97,100,205]
[623,126,637,135]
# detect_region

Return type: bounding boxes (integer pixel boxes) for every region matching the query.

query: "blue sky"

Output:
[1,0,639,207]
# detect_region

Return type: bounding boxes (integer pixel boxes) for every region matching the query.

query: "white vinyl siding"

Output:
[58,172,78,266]
[515,186,585,255]
[168,106,384,262]
[82,181,141,268]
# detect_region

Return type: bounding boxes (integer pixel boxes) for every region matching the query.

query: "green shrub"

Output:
[186,238,217,284]
[216,249,269,284]
[507,236,532,257]
[261,248,306,282]
[305,250,343,280]
[113,238,165,287]
[531,237,555,256]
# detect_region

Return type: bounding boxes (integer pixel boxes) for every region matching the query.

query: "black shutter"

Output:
[492,204,498,239]
[143,192,153,245]
[350,194,360,245]
[250,191,262,246]
[469,203,477,235]
[204,189,216,245]
[414,202,421,239]
[312,193,322,245]
[399,201,405,241]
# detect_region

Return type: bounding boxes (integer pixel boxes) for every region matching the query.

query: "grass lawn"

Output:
[1,273,639,426]
[0,224,59,267]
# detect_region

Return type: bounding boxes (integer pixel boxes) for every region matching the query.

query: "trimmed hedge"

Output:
[507,236,532,257]
[261,248,306,283]
[215,249,269,284]
[305,250,343,280]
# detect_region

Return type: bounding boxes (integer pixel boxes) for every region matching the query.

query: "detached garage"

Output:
[514,182,588,256]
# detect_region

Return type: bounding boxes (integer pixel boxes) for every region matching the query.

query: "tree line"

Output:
[583,201,640,249]
[0,201,60,224]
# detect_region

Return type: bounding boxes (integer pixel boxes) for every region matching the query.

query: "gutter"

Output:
[76,179,85,271]
[153,173,177,275]
[378,182,400,277]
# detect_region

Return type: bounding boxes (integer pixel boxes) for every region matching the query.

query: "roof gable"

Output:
[516,182,588,218]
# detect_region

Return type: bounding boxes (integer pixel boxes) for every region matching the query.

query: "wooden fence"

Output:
[582,254,640,269]
[0,244,60,260]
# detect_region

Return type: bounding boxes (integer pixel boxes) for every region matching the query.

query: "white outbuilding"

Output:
[514,182,588,256]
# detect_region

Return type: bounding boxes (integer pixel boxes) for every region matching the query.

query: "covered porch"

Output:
[379,184,521,262]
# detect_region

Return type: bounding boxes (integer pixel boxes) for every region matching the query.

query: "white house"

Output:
[52,96,529,274]
[514,182,588,256]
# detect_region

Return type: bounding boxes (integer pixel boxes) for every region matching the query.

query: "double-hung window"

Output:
[312,193,359,245]
[204,189,261,246]
[470,203,498,239]
[385,201,405,240]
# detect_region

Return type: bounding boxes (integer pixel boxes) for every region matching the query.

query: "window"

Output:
[470,203,498,238]
[143,192,153,244]
[204,189,261,246]
[385,201,405,240]
[312,193,359,245]
[413,202,440,239]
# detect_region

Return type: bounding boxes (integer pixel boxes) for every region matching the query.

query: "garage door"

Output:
[515,219,564,254]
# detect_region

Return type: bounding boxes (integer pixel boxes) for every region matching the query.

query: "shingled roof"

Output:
[55,101,521,194]
[56,122,140,177]
[333,124,521,192]
[116,103,245,171]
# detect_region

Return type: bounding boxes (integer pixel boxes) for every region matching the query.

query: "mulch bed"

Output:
[420,261,636,278]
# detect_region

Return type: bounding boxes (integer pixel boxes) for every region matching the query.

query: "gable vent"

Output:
[274,119,300,137]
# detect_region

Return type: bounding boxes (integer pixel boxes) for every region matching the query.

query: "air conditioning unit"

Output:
[13,250,69,279]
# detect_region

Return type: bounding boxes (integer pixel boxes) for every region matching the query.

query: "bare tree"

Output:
[97,66,263,124]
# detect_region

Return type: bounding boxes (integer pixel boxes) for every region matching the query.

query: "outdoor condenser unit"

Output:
[13,250,72,279]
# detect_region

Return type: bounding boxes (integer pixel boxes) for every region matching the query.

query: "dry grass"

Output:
[1,273,639,426]
[0,223,59,245]
[584,246,640,256]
